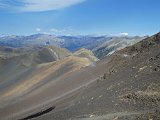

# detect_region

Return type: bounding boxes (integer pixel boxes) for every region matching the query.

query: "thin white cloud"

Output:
[50,28,68,35]
[36,28,41,32]
[50,27,78,35]
[119,32,129,36]
[23,0,85,12]
[0,0,86,12]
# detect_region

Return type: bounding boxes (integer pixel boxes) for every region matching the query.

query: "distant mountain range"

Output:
[0,34,109,50]
[0,34,64,48]
[0,34,146,59]
[93,36,147,59]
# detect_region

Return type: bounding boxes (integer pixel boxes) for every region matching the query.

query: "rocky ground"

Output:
[32,33,160,120]
[0,33,160,120]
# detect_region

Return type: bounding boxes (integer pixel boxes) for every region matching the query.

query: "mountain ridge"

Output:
[0,34,146,59]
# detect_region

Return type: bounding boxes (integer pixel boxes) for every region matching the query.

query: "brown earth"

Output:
[0,33,160,120]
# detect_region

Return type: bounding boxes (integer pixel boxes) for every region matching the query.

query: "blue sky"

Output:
[0,0,160,36]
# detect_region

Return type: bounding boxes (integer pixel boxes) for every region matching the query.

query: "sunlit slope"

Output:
[0,56,92,104]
